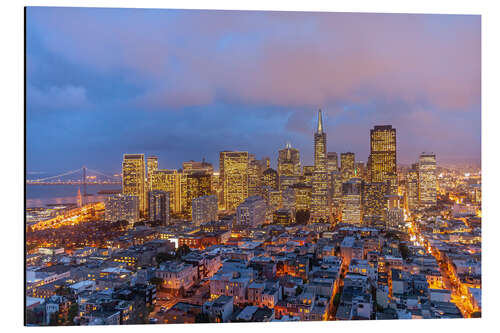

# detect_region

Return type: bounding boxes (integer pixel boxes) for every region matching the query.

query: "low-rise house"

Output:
[202,295,234,322]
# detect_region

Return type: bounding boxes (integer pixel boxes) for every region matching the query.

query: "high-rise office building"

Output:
[146,156,158,192]
[341,178,363,225]
[122,154,146,218]
[180,172,212,218]
[330,171,344,221]
[291,183,312,212]
[105,194,139,226]
[282,187,296,212]
[362,182,389,225]
[261,157,270,169]
[330,171,343,201]
[192,194,218,226]
[262,167,279,190]
[327,152,339,173]
[268,190,282,211]
[302,166,315,186]
[182,160,214,175]
[279,175,300,191]
[236,196,266,227]
[418,153,437,207]
[151,169,181,215]
[406,164,419,212]
[148,190,170,225]
[369,125,397,194]
[278,143,301,178]
[220,151,249,211]
[310,109,329,223]
[340,152,355,182]
[248,154,264,197]
[355,161,366,180]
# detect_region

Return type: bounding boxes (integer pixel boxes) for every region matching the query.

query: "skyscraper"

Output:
[122,154,146,218]
[278,143,301,178]
[262,167,279,190]
[340,152,355,182]
[291,183,312,212]
[192,194,218,226]
[342,178,363,225]
[151,169,181,215]
[327,152,339,173]
[146,156,158,192]
[105,194,139,226]
[220,151,249,211]
[369,125,397,194]
[302,165,314,186]
[148,190,170,225]
[327,152,339,199]
[248,154,264,197]
[310,109,329,223]
[362,182,389,225]
[355,161,366,180]
[180,172,212,218]
[406,164,419,212]
[236,196,266,227]
[182,160,214,175]
[418,152,437,207]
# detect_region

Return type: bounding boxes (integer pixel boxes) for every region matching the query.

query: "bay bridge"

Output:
[26,167,122,185]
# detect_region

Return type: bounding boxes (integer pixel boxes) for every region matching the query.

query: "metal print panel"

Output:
[25,6,481,326]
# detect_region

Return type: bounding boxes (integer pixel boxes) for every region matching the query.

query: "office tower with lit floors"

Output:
[362,182,389,226]
[192,194,218,226]
[248,154,264,197]
[418,152,437,207]
[219,151,249,211]
[148,190,170,226]
[406,164,419,212]
[105,194,140,226]
[341,178,363,225]
[340,152,355,182]
[302,166,315,186]
[182,160,214,174]
[369,125,397,194]
[151,169,181,215]
[262,167,279,190]
[236,196,267,227]
[278,143,301,177]
[122,154,147,218]
[327,152,339,173]
[355,161,366,180]
[180,172,212,218]
[310,109,330,223]
[146,156,158,192]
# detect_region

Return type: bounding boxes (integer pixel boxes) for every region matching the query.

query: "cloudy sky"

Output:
[26,7,480,175]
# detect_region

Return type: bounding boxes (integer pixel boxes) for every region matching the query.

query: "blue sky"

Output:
[26,7,481,175]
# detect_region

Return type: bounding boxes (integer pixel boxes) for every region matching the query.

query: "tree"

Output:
[156,252,175,264]
[66,303,79,325]
[176,244,191,258]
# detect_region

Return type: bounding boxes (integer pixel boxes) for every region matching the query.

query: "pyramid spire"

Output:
[317,109,323,134]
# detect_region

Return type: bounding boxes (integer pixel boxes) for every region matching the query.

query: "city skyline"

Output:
[24,7,482,326]
[27,8,480,174]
